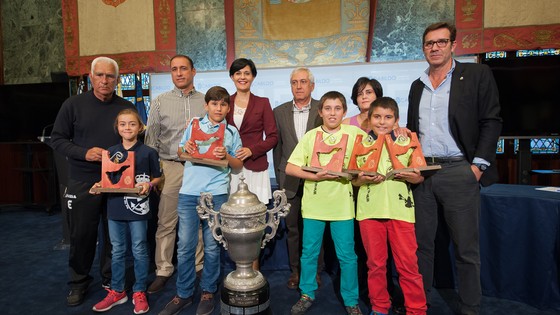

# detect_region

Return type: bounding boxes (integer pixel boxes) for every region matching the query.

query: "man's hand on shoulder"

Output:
[393,126,411,138]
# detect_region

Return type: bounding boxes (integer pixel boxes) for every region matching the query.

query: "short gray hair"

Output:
[290,67,315,84]
[91,57,119,76]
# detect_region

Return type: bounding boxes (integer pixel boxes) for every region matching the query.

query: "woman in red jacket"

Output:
[226,57,278,210]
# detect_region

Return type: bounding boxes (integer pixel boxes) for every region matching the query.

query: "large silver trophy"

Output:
[197,177,290,315]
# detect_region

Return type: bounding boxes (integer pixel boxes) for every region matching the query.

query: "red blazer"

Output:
[226,92,278,172]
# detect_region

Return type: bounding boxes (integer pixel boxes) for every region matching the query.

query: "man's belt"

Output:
[425,156,465,165]
[165,159,185,165]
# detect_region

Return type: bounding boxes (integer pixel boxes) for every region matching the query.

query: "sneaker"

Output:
[148,275,170,294]
[291,294,313,315]
[196,291,214,315]
[346,305,363,315]
[67,288,86,306]
[102,278,111,289]
[92,289,128,312]
[133,291,150,314]
[158,295,193,315]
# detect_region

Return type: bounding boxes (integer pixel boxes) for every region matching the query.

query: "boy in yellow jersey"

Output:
[352,97,427,315]
[286,91,366,315]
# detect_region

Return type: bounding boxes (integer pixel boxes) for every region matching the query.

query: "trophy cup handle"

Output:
[197,192,228,250]
[261,189,291,249]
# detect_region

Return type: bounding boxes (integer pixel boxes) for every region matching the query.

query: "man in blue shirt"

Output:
[407,22,502,315]
[159,86,243,315]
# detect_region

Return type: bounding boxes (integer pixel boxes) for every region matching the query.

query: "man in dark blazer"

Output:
[273,67,323,289]
[407,22,502,315]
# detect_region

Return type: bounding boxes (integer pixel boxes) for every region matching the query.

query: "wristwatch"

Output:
[473,163,488,172]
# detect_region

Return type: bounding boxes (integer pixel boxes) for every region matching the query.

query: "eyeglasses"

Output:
[423,39,451,49]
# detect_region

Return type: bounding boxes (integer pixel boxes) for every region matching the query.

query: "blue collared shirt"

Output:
[418,61,489,166]
[418,60,464,158]
[179,114,242,195]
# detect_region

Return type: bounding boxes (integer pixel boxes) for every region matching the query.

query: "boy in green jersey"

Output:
[352,97,427,315]
[286,91,366,315]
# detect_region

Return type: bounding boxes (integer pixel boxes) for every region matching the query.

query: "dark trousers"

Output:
[413,161,481,315]
[66,178,112,289]
[286,185,324,275]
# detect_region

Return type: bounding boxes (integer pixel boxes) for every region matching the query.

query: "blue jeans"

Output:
[108,219,149,292]
[176,193,227,298]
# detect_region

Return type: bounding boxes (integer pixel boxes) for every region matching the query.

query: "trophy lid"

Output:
[221,176,266,216]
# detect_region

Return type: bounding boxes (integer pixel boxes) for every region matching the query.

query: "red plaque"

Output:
[384,132,427,169]
[301,131,352,179]
[345,134,384,176]
[91,150,142,194]
[383,132,441,179]
[179,118,228,167]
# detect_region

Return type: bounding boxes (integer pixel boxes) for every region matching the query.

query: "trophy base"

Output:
[180,152,229,167]
[220,281,272,315]
[385,165,442,180]
[301,166,353,180]
[90,187,142,194]
[344,169,382,177]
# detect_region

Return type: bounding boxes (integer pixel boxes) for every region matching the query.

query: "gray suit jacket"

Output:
[273,99,322,198]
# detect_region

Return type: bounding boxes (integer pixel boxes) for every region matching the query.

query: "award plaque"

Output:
[91,150,142,194]
[345,134,384,177]
[384,132,441,179]
[301,131,352,180]
[179,119,229,167]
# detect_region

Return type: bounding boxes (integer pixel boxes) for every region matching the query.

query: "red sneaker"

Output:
[92,289,128,312]
[133,291,150,314]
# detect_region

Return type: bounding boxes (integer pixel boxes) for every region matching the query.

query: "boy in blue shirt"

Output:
[159,86,243,315]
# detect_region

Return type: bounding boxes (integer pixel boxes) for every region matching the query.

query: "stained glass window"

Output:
[114,73,151,116]
[144,96,151,115]
[120,74,136,90]
[141,73,150,90]
[496,139,505,154]
[514,138,559,154]
[516,48,560,57]
[119,73,150,90]
[486,51,507,59]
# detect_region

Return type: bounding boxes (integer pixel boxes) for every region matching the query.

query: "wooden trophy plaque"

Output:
[179,119,229,167]
[301,131,352,180]
[91,150,142,194]
[345,134,384,177]
[384,132,441,179]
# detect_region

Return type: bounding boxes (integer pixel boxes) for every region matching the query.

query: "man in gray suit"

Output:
[273,67,323,289]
